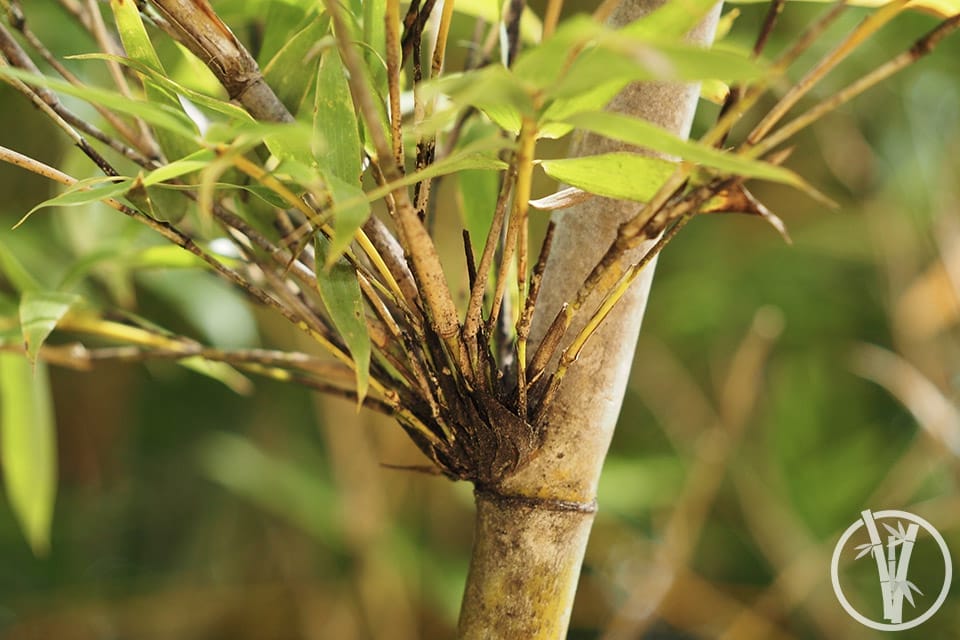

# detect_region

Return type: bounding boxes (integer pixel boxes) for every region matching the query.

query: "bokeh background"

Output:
[0,1,959,638]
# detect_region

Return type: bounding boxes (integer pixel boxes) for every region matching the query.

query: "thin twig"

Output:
[746,0,909,146]
[750,12,960,158]
[324,0,470,378]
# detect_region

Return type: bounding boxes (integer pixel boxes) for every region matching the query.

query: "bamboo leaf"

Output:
[623,0,723,40]
[14,178,131,229]
[0,237,43,293]
[539,153,676,203]
[179,357,253,395]
[71,53,253,122]
[0,67,197,139]
[325,175,371,264]
[263,14,331,114]
[19,291,81,365]
[314,47,363,183]
[454,0,543,43]
[314,235,370,404]
[557,111,808,187]
[0,354,57,555]
[142,149,217,186]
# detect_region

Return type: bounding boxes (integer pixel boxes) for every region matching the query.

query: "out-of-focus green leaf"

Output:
[729,0,959,19]
[539,153,675,202]
[623,0,722,40]
[557,111,809,188]
[263,14,330,114]
[457,121,502,257]
[0,238,45,293]
[0,354,57,555]
[314,235,370,404]
[363,0,386,94]
[454,0,543,43]
[0,67,197,139]
[19,291,81,364]
[314,47,362,183]
[200,432,340,546]
[425,66,533,134]
[179,357,253,395]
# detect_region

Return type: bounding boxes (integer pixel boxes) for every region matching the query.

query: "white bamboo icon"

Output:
[855,509,924,624]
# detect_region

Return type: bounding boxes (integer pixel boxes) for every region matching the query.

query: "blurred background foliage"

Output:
[0,1,959,639]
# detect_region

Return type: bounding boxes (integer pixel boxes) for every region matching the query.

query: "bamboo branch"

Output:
[323,0,470,378]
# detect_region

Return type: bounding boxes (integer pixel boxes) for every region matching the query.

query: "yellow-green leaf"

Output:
[0,354,57,555]
[314,235,370,405]
[540,153,676,203]
[314,47,363,183]
[19,291,81,365]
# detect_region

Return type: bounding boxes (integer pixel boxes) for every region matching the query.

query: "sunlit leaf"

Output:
[314,235,370,404]
[0,354,57,555]
[539,153,676,202]
[19,291,81,364]
[556,111,809,188]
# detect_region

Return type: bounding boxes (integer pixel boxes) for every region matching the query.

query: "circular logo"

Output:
[831,509,952,631]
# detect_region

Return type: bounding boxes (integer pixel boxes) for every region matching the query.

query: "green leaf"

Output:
[325,174,371,264]
[110,0,163,71]
[199,432,340,545]
[0,67,197,139]
[424,66,534,134]
[364,136,511,204]
[263,14,331,114]
[314,235,370,404]
[557,111,809,187]
[457,121,502,256]
[454,0,543,43]
[110,0,196,221]
[257,1,316,66]
[19,291,81,365]
[539,153,676,202]
[728,0,959,19]
[363,0,387,94]
[0,354,57,555]
[314,47,363,183]
[142,149,217,186]
[15,177,132,229]
[0,237,45,293]
[179,357,254,395]
[72,53,254,123]
[623,0,723,40]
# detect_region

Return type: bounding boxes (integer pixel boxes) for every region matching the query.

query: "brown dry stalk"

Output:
[322,0,470,377]
[148,0,292,123]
